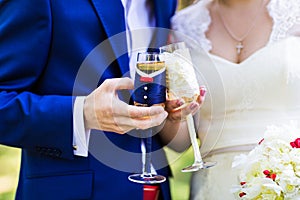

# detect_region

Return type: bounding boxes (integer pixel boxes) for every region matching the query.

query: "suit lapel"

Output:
[89,0,176,75]
[90,0,129,76]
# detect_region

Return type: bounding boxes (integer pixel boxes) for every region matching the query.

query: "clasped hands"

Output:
[83,77,206,134]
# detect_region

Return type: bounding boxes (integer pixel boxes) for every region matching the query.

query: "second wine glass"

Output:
[160,42,217,172]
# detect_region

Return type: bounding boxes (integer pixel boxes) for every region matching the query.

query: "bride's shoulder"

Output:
[171,0,211,29]
[268,0,300,42]
[170,0,212,50]
[268,0,300,15]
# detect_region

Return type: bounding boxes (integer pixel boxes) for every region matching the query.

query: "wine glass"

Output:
[160,42,217,172]
[128,51,167,184]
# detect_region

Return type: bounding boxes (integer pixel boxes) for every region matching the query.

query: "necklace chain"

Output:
[216,0,265,55]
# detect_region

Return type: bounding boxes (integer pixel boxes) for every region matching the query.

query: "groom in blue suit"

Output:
[0,0,177,199]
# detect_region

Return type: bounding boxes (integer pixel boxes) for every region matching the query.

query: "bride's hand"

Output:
[165,86,206,122]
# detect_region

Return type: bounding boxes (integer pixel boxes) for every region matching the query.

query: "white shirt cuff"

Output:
[73,96,91,157]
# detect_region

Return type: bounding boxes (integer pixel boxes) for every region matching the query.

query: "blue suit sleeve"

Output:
[0,0,74,159]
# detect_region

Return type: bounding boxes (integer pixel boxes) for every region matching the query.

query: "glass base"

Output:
[128,173,166,184]
[181,161,217,173]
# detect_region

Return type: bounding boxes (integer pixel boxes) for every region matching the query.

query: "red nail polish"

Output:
[177,100,184,106]
[190,103,197,110]
[200,88,206,96]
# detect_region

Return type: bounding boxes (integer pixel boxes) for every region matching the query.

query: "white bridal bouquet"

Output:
[231,122,300,199]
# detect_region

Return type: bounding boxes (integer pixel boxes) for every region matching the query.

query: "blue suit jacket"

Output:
[0,0,177,199]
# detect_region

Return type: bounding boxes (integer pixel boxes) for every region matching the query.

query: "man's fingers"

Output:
[129,111,168,129]
[121,105,165,119]
[113,111,167,131]
[100,78,134,94]
[113,77,134,90]
[102,124,133,134]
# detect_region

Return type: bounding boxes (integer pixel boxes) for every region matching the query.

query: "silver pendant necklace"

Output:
[216,0,265,56]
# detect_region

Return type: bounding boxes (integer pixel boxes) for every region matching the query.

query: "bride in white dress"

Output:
[170,0,300,199]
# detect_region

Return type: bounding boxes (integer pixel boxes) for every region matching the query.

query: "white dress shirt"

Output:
[73,0,155,157]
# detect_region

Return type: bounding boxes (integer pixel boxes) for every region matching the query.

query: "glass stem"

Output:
[186,114,203,164]
[144,128,152,175]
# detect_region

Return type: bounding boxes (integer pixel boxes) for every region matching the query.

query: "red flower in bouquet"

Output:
[290,138,300,148]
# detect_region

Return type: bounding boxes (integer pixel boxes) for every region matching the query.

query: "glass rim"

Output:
[159,42,187,53]
[137,51,163,63]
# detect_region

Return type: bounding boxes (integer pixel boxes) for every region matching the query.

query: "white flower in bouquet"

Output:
[231,122,300,199]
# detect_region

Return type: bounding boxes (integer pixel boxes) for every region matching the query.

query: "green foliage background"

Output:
[0,145,20,200]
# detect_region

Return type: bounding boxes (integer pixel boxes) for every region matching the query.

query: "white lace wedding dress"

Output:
[171,0,300,199]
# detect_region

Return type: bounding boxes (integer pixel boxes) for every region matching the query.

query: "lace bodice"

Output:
[171,0,300,52]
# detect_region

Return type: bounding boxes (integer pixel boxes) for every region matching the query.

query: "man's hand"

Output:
[83,77,168,134]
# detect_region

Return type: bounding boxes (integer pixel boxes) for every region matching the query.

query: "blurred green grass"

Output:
[0,145,193,200]
[0,145,21,200]
[166,147,194,200]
